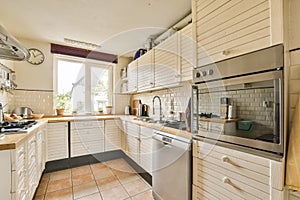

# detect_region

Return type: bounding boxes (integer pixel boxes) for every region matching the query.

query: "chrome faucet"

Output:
[152,96,162,122]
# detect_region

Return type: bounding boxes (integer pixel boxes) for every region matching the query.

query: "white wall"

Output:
[14,38,53,90]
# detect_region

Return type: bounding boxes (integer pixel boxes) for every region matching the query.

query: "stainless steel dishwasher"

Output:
[152,131,191,200]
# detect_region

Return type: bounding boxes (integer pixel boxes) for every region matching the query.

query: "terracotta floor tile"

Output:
[73,181,99,199]
[49,169,71,182]
[122,179,149,196]
[33,194,45,200]
[96,176,121,191]
[100,185,129,200]
[41,173,50,183]
[72,173,95,186]
[116,171,140,184]
[36,181,48,196]
[92,167,114,180]
[90,163,109,171]
[45,188,73,200]
[131,190,154,200]
[72,165,92,177]
[47,178,72,193]
[76,192,102,200]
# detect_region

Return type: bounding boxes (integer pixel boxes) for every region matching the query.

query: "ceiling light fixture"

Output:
[64,38,101,50]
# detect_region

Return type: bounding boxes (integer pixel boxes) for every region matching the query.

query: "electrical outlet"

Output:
[263,101,268,107]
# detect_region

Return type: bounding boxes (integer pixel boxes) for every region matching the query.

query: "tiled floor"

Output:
[33,158,154,200]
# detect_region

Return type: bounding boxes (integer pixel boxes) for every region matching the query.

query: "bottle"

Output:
[0,103,3,123]
[228,101,237,119]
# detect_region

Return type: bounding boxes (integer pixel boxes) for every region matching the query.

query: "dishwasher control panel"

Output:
[162,136,172,144]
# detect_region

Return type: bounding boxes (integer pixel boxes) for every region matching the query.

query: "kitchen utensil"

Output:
[12,107,33,119]
[29,113,44,119]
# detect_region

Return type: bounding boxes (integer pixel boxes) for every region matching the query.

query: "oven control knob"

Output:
[195,72,201,78]
[208,69,214,75]
[202,71,207,77]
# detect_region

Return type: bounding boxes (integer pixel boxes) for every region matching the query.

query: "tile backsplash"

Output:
[12,90,54,115]
[131,83,192,121]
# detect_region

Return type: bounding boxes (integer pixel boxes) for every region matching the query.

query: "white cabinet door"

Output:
[123,121,140,164]
[139,126,153,174]
[47,122,68,161]
[127,59,138,93]
[289,0,300,50]
[154,33,180,87]
[105,119,122,151]
[194,0,280,67]
[71,121,104,157]
[137,49,154,91]
[179,24,194,81]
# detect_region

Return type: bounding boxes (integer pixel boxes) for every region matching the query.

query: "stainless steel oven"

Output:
[192,45,284,155]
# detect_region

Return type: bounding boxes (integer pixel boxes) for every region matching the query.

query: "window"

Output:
[54,55,113,113]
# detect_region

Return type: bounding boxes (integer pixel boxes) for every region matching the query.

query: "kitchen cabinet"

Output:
[127,59,138,93]
[123,121,140,164]
[47,122,68,161]
[154,33,180,87]
[0,123,47,200]
[139,126,153,175]
[137,49,154,91]
[193,0,283,67]
[71,120,104,157]
[122,120,153,174]
[105,119,122,151]
[192,140,284,200]
[289,0,300,50]
[179,24,195,81]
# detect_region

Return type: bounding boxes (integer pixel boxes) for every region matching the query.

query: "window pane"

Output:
[57,60,85,112]
[91,66,110,112]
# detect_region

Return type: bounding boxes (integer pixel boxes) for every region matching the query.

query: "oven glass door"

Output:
[192,70,283,154]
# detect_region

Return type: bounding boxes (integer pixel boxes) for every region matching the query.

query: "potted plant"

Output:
[55,93,71,115]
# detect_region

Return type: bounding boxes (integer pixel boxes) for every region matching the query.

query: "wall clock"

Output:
[27,48,45,65]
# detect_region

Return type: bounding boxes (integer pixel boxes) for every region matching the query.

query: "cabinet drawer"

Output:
[193,157,269,200]
[71,120,104,130]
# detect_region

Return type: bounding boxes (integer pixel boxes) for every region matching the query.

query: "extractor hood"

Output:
[0,25,29,61]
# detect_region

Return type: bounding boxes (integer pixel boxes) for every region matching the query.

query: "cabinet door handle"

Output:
[222,177,230,184]
[222,50,230,56]
[221,156,230,163]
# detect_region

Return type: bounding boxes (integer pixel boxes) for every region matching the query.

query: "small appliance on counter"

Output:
[138,103,149,117]
[124,105,131,115]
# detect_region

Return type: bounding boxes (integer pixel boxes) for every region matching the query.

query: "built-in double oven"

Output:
[192,44,284,155]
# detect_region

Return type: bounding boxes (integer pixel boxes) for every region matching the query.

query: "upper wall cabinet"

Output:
[193,0,283,67]
[137,49,154,91]
[127,59,138,93]
[289,0,300,50]
[179,24,195,81]
[154,33,180,87]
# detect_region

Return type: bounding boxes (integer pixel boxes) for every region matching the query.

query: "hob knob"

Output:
[195,72,201,78]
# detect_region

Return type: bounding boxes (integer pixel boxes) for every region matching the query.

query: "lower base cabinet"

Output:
[0,122,47,200]
[192,140,284,200]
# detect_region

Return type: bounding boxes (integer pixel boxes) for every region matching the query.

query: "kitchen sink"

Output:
[133,117,186,130]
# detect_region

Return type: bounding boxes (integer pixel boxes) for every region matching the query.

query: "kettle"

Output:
[138,104,149,116]
[125,105,131,115]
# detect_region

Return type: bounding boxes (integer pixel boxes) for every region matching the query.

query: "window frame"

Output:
[53,54,113,113]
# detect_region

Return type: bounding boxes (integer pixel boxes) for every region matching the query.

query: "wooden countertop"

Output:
[0,115,192,151]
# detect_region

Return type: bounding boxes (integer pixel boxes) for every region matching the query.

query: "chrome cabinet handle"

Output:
[223,177,230,184]
[222,156,229,163]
